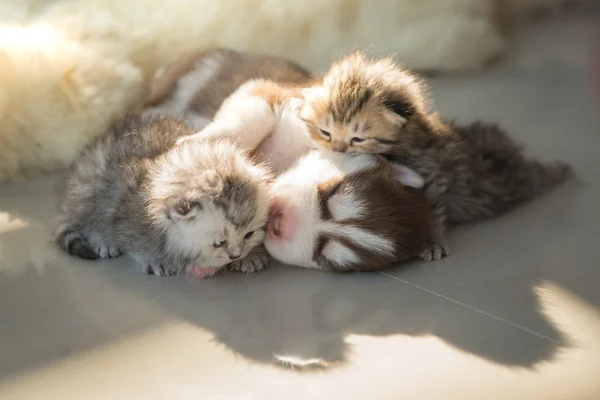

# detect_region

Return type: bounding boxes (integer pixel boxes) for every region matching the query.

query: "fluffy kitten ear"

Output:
[167,198,203,222]
[383,99,415,124]
[390,164,424,189]
[300,88,326,121]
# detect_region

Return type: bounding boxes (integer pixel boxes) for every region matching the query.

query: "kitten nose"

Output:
[228,248,242,260]
[331,141,347,152]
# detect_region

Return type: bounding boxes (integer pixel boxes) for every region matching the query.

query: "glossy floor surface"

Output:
[1,13,599,400]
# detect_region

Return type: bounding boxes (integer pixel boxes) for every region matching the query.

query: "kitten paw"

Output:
[94,245,122,259]
[143,261,177,277]
[86,233,121,259]
[229,252,269,273]
[420,242,450,261]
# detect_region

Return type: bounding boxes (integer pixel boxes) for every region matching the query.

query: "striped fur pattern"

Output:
[264,151,431,272]
[302,51,575,261]
[300,52,427,155]
[55,114,271,276]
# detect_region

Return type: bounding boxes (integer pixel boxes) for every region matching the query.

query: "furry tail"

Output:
[456,121,575,208]
[55,227,100,260]
[527,159,574,198]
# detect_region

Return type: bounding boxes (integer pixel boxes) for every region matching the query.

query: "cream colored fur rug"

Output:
[0,0,579,181]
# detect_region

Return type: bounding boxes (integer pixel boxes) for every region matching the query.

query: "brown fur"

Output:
[301,52,427,154]
[312,160,432,272]
[304,52,574,261]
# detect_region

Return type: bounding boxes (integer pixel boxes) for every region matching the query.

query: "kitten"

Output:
[55,114,271,278]
[300,51,574,261]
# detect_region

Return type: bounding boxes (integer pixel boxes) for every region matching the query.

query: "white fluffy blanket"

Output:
[0,0,573,181]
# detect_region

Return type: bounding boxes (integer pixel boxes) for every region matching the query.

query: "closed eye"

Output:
[375,138,399,145]
[350,137,365,145]
[318,129,331,141]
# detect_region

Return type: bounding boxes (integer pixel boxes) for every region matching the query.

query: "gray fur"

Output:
[384,120,574,259]
[55,114,270,276]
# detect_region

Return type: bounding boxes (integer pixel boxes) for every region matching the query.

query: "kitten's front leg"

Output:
[228,245,269,273]
[176,81,278,152]
[131,253,179,277]
[421,181,450,261]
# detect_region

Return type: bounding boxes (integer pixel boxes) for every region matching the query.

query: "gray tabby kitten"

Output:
[55,114,271,277]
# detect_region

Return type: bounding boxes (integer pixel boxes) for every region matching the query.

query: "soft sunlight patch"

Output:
[0,212,29,233]
[273,354,330,370]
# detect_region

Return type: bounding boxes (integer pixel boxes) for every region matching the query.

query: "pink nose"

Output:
[331,141,347,152]
[267,197,297,240]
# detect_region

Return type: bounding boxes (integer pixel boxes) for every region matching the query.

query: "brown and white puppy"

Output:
[265,150,431,272]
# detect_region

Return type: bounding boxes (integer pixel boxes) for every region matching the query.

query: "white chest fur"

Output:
[252,101,314,175]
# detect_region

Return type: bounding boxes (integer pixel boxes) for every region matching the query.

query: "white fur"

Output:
[276,151,343,188]
[262,102,316,175]
[0,0,570,181]
[265,150,394,269]
[0,22,142,182]
[390,164,425,189]
[322,223,395,256]
[322,240,360,267]
[39,0,508,75]
[145,139,270,268]
[181,85,403,269]
[177,80,278,152]
[161,200,266,268]
[330,153,378,175]
[181,80,315,175]
[328,191,365,221]
[167,205,230,267]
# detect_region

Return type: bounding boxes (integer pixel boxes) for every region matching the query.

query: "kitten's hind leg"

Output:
[421,222,450,261]
[55,227,99,260]
[229,245,269,273]
[420,192,450,261]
